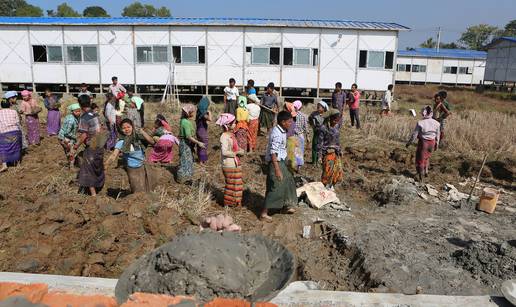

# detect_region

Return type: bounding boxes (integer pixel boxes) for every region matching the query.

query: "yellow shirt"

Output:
[236,107,249,122]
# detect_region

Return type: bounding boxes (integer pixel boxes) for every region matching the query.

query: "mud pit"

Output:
[115,232,294,303]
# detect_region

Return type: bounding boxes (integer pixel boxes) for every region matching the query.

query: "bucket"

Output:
[476,187,500,214]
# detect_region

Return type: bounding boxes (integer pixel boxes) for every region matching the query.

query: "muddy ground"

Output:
[0,97,514,299]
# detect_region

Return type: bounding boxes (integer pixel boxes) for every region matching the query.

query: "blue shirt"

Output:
[265,125,287,162]
[247,88,256,95]
[115,140,145,168]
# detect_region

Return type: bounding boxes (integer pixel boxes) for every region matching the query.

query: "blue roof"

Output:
[0,17,409,31]
[398,48,487,60]
[499,37,516,43]
[486,37,516,48]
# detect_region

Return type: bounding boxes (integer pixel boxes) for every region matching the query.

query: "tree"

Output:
[122,1,171,17]
[420,38,437,49]
[83,6,110,17]
[15,4,43,16]
[440,42,462,49]
[55,2,80,17]
[502,20,516,37]
[459,24,500,50]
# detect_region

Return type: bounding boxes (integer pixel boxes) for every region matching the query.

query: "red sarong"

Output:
[416,138,436,174]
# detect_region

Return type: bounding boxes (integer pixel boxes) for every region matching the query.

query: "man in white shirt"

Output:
[109,76,126,97]
[381,84,393,116]
[78,83,92,99]
[224,78,239,115]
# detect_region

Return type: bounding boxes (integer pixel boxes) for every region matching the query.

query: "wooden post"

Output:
[61,26,69,93]
[97,28,103,94]
[467,153,488,204]
[26,26,36,92]
[316,29,322,99]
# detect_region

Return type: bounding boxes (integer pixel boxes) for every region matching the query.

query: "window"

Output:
[384,51,394,69]
[252,47,269,64]
[459,67,472,74]
[283,48,318,66]
[153,46,168,63]
[137,46,153,63]
[444,66,458,74]
[360,50,395,69]
[359,50,368,68]
[367,51,384,68]
[66,46,82,62]
[269,47,280,65]
[294,48,310,65]
[171,46,205,64]
[412,65,427,73]
[32,45,63,63]
[397,64,412,72]
[83,46,98,62]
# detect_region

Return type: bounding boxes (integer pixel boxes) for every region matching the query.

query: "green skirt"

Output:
[265,161,297,209]
[260,108,275,130]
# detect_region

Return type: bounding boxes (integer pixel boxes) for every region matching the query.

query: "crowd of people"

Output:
[0,76,451,220]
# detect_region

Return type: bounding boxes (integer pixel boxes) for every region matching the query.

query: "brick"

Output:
[0,282,48,303]
[205,298,251,307]
[40,292,117,307]
[120,292,197,307]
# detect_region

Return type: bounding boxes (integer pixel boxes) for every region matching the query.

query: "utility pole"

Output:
[436,27,441,52]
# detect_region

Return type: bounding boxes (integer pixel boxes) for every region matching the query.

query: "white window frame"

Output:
[360,50,394,70]
[66,45,82,63]
[293,48,311,66]
[45,45,63,63]
[366,50,385,69]
[65,45,98,64]
[443,66,458,74]
[458,67,472,75]
[136,45,169,64]
[411,65,427,73]
[251,47,270,65]
[181,46,199,64]
[82,45,98,63]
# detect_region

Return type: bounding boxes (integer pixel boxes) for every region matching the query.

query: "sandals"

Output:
[260,215,273,222]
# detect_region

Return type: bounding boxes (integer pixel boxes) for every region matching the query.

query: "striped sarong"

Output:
[222,165,243,207]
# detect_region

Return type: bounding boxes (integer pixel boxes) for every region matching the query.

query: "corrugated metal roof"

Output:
[398,48,487,60]
[0,17,409,31]
[486,36,516,48]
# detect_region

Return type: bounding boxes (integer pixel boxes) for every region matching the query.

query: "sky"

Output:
[29,0,515,49]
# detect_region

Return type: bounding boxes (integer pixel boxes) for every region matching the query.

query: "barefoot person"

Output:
[57,103,81,167]
[259,83,279,134]
[43,89,61,136]
[261,111,297,221]
[196,96,211,164]
[19,90,41,146]
[224,78,239,115]
[104,118,156,193]
[381,84,393,117]
[0,91,23,172]
[75,95,107,196]
[309,100,328,165]
[318,109,344,189]
[406,105,440,183]
[347,83,360,129]
[293,100,308,171]
[216,113,245,207]
[177,104,206,184]
[331,82,346,125]
[433,91,451,141]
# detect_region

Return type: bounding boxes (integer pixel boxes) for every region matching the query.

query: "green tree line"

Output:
[417,20,516,51]
[0,0,171,17]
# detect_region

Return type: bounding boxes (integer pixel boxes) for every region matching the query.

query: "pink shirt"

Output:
[349,91,360,110]
[0,109,21,134]
[20,99,39,115]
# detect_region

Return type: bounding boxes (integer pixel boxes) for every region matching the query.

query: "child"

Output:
[308,100,328,165]
[381,84,393,116]
[318,109,344,189]
[246,79,260,104]
[148,115,179,164]
[261,111,297,222]
[224,78,239,115]
[58,103,81,167]
[235,96,250,151]
[347,83,360,129]
[246,94,261,152]
[216,113,245,207]
[43,89,61,136]
[105,118,156,193]
[433,91,451,141]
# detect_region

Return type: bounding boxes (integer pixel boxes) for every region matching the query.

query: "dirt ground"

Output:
[0,85,514,299]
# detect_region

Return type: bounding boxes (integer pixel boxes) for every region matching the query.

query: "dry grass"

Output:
[34,166,77,196]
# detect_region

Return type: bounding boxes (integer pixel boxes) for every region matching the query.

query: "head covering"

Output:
[196,96,210,119]
[422,106,433,119]
[3,91,17,99]
[216,113,236,130]
[67,103,80,112]
[182,104,196,115]
[160,119,172,132]
[116,92,125,100]
[324,108,340,119]
[293,100,303,111]
[247,94,260,104]
[21,90,31,97]
[238,96,247,109]
[317,100,329,112]
[285,102,297,117]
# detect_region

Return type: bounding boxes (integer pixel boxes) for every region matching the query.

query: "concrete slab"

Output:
[0,272,117,296]
[271,282,513,307]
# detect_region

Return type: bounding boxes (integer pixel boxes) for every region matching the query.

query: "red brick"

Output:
[40,292,117,307]
[120,292,197,307]
[0,282,48,303]
[205,298,251,307]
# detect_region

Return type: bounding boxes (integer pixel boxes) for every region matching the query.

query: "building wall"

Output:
[485,40,516,83]
[0,24,399,93]
[395,56,485,85]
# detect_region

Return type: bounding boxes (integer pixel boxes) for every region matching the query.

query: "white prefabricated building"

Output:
[0,17,408,100]
[395,48,486,86]
[484,37,516,84]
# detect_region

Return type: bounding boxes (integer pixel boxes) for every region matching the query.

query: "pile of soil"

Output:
[115,232,294,303]
[453,241,516,284]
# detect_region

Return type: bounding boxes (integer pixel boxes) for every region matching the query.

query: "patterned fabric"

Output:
[196,116,209,163]
[264,161,297,209]
[318,123,342,157]
[294,112,308,137]
[78,146,105,188]
[332,91,346,112]
[0,130,22,164]
[58,114,78,143]
[248,119,259,151]
[78,112,101,145]
[109,83,126,96]
[148,137,176,163]
[321,151,343,186]
[46,109,61,136]
[235,128,248,151]
[126,108,141,129]
[26,115,40,145]
[416,139,436,175]
[177,139,194,183]
[105,123,117,151]
[265,125,287,162]
[222,166,244,207]
[0,109,20,134]
[259,108,275,130]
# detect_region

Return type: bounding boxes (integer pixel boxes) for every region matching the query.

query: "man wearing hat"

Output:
[58,102,81,167]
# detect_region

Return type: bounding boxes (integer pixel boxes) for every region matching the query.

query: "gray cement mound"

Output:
[115,231,295,303]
